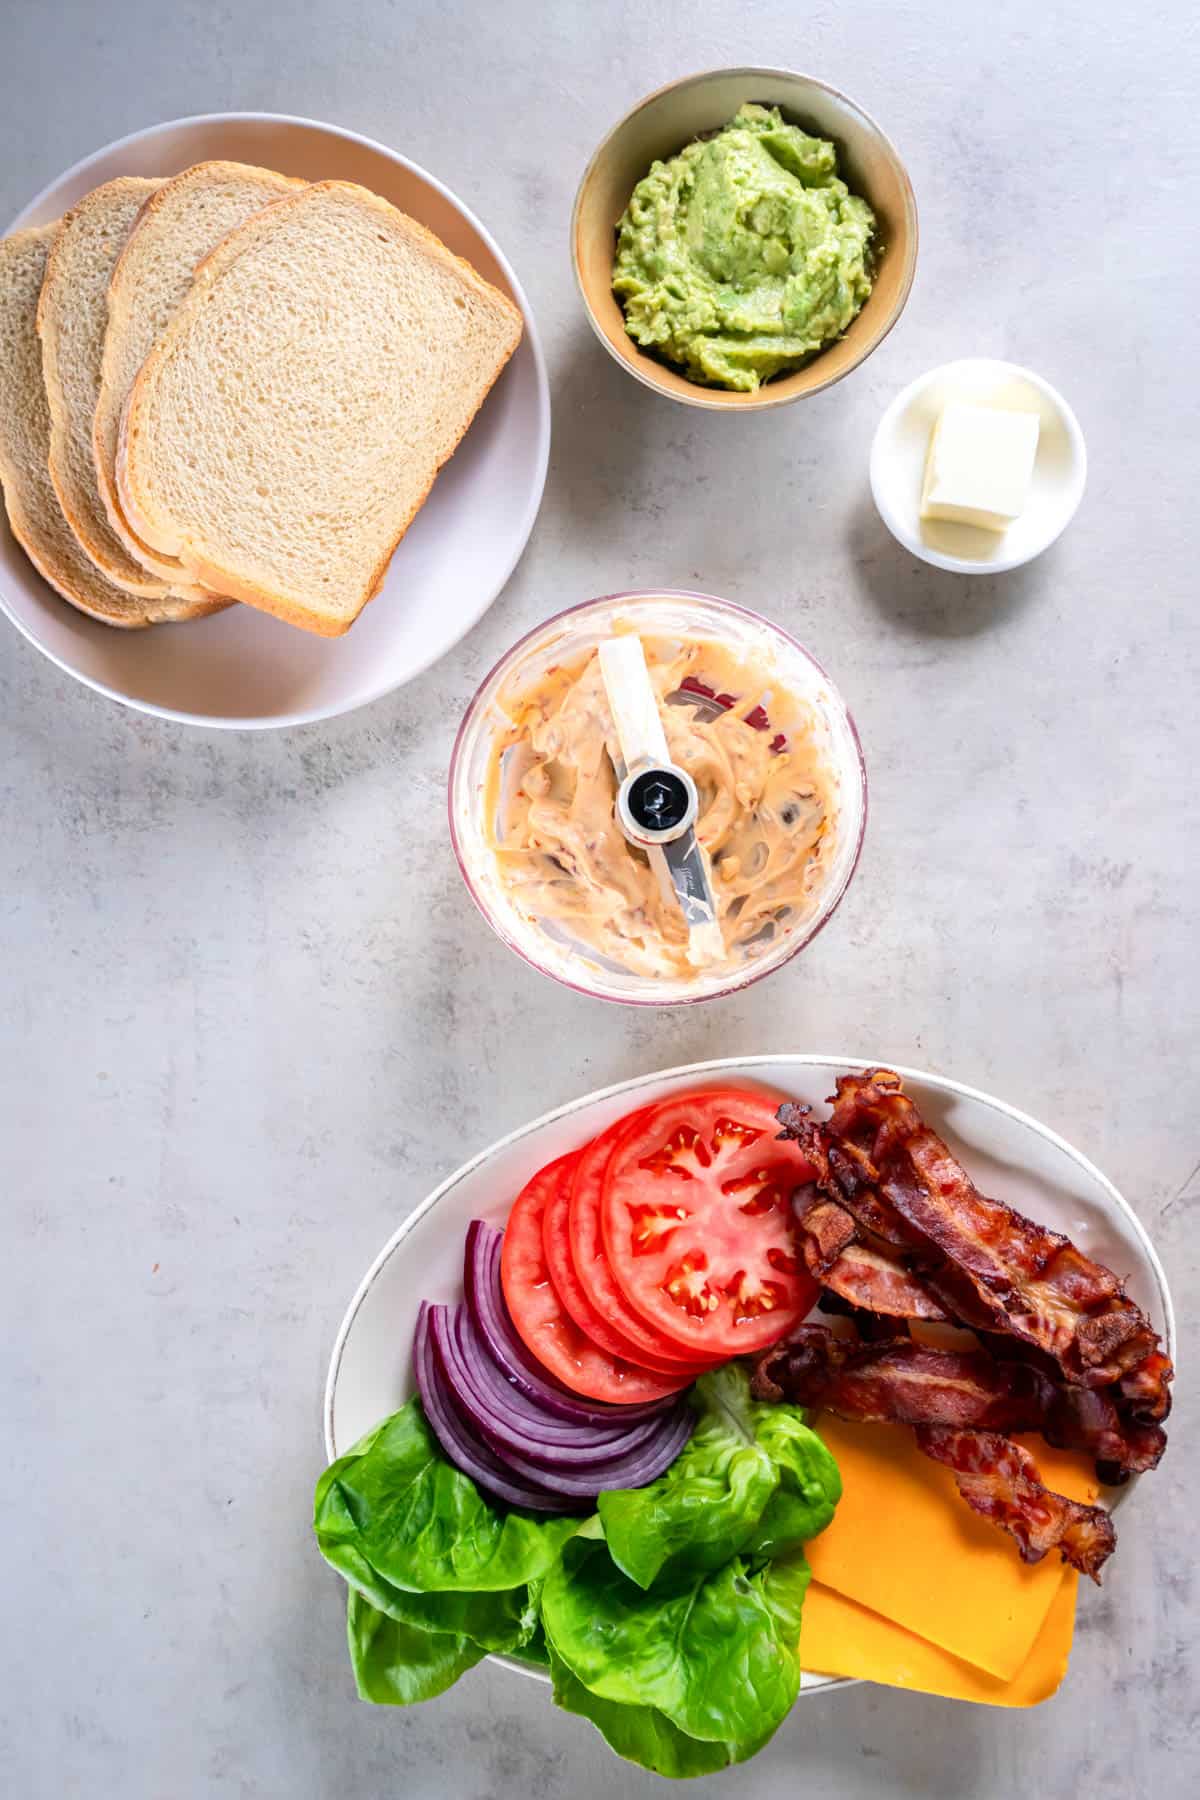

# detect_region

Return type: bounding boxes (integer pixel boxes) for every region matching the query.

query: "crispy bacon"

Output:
[1119,1347,1175,1418]
[795,1197,947,1320]
[914,1426,1116,1581]
[765,1072,1172,1572]
[795,1195,857,1271]
[806,1241,948,1320]
[753,1326,1042,1429]
[782,1071,1173,1423]
[752,1325,1164,1478]
[779,1101,915,1248]
[975,1333,1163,1481]
[916,1262,1006,1333]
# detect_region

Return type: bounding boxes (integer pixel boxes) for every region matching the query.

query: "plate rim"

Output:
[322,1051,1176,1693]
[0,110,551,731]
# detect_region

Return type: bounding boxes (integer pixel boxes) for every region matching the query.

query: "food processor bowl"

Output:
[448,590,867,1004]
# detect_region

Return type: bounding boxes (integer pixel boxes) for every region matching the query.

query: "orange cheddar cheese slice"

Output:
[801,1572,1078,1706]
[805,1419,1102,1680]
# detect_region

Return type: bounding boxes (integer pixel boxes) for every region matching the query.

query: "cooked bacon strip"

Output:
[917,1262,1007,1333]
[795,1195,857,1271]
[978,1331,1171,1479]
[752,1325,1164,1477]
[826,1142,920,1248]
[1119,1347,1175,1418]
[797,1207,947,1321]
[825,1065,903,1136]
[792,1186,948,1321]
[1048,1389,1167,1486]
[784,1090,1064,1333]
[779,1101,915,1247]
[753,1326,1033,1427]
[807,1241,948,1320]
[789,1071,1173,1422]
[914,1426,1116,1581]
[753,1325,1046,1431]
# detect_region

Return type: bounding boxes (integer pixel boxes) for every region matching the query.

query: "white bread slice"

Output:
[94,160,303,588]
[36,178,220,615]
[0,224,196,627]
[117,180,524,636]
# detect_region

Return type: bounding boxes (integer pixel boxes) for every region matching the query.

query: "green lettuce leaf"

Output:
[314,1400,583,1594]
[598,1365,840,1588]
[331,1541,541,1652]
[549,1647,761,1778]
[741,1403,844,1559]
[541,1538,811,1748]
[346,1590,485,1704]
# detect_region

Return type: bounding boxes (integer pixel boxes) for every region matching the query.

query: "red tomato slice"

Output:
[544,1150,714,1376]
[599,1087,820,1358]
[500,1152,689,1404]
[567,1119,724,1375]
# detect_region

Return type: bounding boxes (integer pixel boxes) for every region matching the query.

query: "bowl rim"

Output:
[570,65,919,412]
[0,110,551,731]
[869,356,1088,575]
[446,587,869,1004]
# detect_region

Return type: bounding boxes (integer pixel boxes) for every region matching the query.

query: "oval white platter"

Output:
[324,1054,1176,1696]
[1,113,550,729]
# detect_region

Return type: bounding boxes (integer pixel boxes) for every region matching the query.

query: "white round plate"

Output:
[1,114,550,729]
[869,358,1086,575]
[324,1054,1175,1696]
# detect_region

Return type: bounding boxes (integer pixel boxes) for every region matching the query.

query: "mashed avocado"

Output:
[612,104,877,392]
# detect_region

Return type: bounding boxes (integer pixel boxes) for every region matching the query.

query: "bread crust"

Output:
[117,180,524,635]
[36,179,199,604]
[0,225,212,627]
[93,161,303,599]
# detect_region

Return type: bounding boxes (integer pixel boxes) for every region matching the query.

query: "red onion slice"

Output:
[464,1220,671,1424]
[445,1303,633,1443]
[416,1301,695,1505]
[412,1303,569,1512]
[489,1404,695,1499]
[435,1304,668,1469]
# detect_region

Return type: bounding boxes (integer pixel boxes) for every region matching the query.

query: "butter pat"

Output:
[920,401,1040,533]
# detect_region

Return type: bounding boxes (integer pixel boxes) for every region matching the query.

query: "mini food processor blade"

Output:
[597,637,724,965]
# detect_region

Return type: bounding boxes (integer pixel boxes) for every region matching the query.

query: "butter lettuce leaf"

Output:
[346,1590,485,1705]
[541,1537,811,1748]
[597,1364,839,1588]
[314,1400,583,1594]
[330,1541,541,1653]
[549,1647,763,1778]
[741,1402,844,1560]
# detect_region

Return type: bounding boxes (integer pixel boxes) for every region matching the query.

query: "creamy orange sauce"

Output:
[484,634,835,980]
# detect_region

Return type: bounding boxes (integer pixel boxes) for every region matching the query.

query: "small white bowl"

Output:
[869,358,1086,575]
[1,113,550,729]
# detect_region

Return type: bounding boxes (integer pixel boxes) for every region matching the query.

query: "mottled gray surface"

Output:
[2,0,1198,1794]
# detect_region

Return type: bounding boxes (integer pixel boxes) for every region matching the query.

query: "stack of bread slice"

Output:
[0,164,523,635]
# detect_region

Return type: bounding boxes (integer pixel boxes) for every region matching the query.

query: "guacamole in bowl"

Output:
[612,104,877,393]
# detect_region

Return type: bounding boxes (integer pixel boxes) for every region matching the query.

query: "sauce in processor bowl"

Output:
[450,592,867,1004]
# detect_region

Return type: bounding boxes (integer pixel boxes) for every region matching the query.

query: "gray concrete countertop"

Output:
[2,2,1197,1795]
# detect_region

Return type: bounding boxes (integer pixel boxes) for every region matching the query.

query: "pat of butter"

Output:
[920,400,1040,533]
